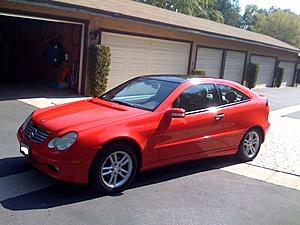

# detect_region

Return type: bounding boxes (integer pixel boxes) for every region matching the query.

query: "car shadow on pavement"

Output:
[1,155,241,211]
[0,157,33,178]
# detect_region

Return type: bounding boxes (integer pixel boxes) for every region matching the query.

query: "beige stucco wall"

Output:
[1,1,298,94]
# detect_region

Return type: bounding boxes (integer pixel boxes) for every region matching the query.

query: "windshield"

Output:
[100,77,180,111]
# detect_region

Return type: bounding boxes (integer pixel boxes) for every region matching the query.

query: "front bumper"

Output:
[17,129,90,184]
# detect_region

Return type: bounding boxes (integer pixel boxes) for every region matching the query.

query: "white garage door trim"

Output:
[250,54,276,87]
[195,47,223,78]
[279,61,296,86]
[0,12,86,94]
[101,32,191,90]
[223,50,247,84]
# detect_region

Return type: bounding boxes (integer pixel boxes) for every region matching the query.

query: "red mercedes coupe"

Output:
[18,75,270,193]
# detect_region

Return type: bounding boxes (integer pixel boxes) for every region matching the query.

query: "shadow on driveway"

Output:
[0,84,83,101]
[0,155,241,211]
[0,157,33,178]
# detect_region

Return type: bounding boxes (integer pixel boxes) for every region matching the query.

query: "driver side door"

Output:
[156,83,227,160]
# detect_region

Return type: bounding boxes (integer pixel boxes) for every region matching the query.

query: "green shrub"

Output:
[89,44,111,96]
[274,67,284,88]
[191,69,206,77]
[246,63,259,89]
[296,69,300,84]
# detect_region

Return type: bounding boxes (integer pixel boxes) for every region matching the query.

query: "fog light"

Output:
[48,164,60,173]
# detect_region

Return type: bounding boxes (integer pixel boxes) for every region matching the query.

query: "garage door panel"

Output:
[250,55,276,87]
[130,50,150,59]
[223,51,246,83]
[195,47,223,78]
[152,52,169,60]
[128,63,149,71]
[102,32,190,90]
[279,61,295,86]
[151,65,168,73]
[169,66,186,73]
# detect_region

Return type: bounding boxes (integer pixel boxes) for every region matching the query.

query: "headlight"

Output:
[21,113,32,130]
[48,132,77,151]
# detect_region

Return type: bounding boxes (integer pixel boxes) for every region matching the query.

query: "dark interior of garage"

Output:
[0,15,81,93]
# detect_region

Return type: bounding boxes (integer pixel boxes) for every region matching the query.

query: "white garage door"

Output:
[223,51,246,83]
[279,61,295,86]
[250,55,276,87]
[195,47,223,78]
[101,32,190,90]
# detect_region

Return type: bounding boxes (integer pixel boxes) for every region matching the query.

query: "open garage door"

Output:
[279,61,296,86]
[101,32,190,90]
[195,47,223,78]
[223,51,246,83]
[250,55,276,87]
[0,13,85,94]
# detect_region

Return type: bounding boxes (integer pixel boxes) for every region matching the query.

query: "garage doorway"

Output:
[0,13,85,94]
[279,61,296,86]
[195,47,223,78]
[250,55,276,87]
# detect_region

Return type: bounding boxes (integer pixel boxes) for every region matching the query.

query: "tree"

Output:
[214,0,241,27]
[240,4,258,30]
[252,9,300,48]
[136,0,225,23]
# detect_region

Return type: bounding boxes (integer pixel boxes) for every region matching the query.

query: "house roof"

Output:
[33,0,300,53]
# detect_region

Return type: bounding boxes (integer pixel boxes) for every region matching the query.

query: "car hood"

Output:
[32,98,149,134]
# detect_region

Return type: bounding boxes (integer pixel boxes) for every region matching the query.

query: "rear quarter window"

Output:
[217,84,250,105]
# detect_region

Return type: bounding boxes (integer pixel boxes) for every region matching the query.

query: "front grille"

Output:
[24,122,49,144]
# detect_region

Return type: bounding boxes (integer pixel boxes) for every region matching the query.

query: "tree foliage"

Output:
[252,9,300,48]
[214,0,240,27]
[137,0,242,25]
[136,0,229,25]
[240,4,258,30]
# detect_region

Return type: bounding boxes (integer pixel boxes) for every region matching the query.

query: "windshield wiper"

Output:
[110,99,135,108]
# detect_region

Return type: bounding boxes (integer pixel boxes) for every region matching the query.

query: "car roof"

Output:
[141,74,253,96]
[142,74,224,84]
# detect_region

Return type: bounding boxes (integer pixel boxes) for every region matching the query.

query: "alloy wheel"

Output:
[243,131,260,158]
[101,151,133,188]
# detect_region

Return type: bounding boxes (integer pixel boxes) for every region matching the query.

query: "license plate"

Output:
[20,142,30,156]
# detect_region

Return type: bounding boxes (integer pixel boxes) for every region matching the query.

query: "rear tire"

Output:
[237,128,262,162]
[89,143,138,194]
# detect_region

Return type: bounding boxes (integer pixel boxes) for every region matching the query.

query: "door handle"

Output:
[215,113,224,120]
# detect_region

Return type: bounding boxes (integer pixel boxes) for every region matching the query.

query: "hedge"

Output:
[274,67,284,88]
[89,44,111,96]
[246,63,259,89]
[191,69,206,77]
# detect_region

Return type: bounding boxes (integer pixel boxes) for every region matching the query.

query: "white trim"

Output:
[0,12,85,94]
[0,12,83,25]
[78,23,85,94]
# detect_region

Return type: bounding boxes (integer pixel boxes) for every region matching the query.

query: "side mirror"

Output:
[166,108,186,118]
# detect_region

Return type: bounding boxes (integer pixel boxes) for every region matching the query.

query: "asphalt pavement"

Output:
[0,87,300,225]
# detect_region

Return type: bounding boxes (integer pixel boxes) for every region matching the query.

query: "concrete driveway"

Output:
[0,86,300,225]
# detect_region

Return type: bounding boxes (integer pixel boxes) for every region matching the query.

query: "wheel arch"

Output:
[89,137,143,178]
[248,125,265,142]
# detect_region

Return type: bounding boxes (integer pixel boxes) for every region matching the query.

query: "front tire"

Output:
[237,128,262,161]
[89,143,138,194]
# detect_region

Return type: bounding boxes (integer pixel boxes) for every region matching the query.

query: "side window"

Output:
[217,84,249,105]
[173,84,219,112]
